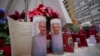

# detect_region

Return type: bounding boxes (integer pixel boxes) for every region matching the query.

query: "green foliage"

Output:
[0,50,3,56]
[83,26,90,32]
[81,22,91,32]
[69,24,80,33]
[0,32,10,45]
[5,37,10,45]
[0,14,10,45]
[0,32,8,38]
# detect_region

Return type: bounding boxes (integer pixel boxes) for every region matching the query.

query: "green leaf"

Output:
[5,36,10,45]
[69,24,80,33]
[0,32,9,38]
[0,50,3,56]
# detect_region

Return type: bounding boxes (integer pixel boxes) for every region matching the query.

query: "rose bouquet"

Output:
[28,4,59,31]
[9,10,25,22]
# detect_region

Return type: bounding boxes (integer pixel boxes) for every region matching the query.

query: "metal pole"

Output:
[5,0,13,16]
[24,0,29,22]
[41,0,44,4]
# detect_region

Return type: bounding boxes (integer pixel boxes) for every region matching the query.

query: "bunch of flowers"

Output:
[0,8,10,45]
[8,4,59,31]
[28,4,59,22]
[69,24,80,33]
[81,22,92,32]
[28,4,59,31]
[9,10,25,21]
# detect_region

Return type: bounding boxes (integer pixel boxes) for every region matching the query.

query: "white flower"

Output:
[81,22,92,27]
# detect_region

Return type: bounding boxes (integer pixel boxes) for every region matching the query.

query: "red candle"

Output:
[63,32,74,52]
